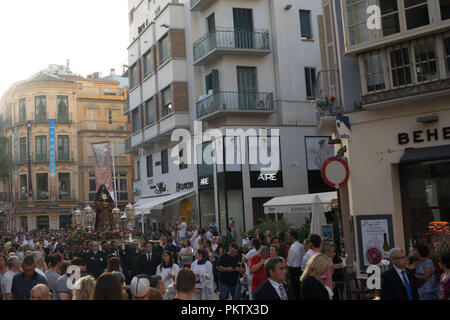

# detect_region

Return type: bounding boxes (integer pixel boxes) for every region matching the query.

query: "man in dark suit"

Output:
[381,248,419,300]
[164,238,178,264]
[134,241,162,276]
[124,242,140,284]
[254,257,294,300]
[85,241,107,279]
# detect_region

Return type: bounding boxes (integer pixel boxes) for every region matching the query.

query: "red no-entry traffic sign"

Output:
[321,157,350,189]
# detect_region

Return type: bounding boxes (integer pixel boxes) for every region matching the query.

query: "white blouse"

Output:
[156,264,180,290]
[191,260,214,300]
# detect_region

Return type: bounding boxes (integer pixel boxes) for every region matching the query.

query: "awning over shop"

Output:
[400,144,450,164]
[263,191,338,215]
[135,190,195,216]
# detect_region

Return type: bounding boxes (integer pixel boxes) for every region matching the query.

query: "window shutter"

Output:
[212,69,220,93]
[300,11,312,39]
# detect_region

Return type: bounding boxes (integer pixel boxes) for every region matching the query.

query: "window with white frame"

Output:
[132,108,140,133]
[136,160,141,180]
[159,34,169,65]
[346,0,370,45]
[363,53,386,92]
[389,47,412,87]
[378,0,400,37]
[299,10,312,40]
[161,149,169,174]
[162,87,172,117]
[414,40,437,82]
[129,64,138,89]
[145,98,155,125]
[305,67,316,99]
[441,0,450,20]
[444,36,450,75]
[404,0,430,30]
[144,50,153,76]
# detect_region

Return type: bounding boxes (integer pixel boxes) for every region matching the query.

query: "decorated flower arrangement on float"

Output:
[66,229,147,246]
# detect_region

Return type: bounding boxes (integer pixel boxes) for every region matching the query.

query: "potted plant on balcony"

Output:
[311,96,336,118]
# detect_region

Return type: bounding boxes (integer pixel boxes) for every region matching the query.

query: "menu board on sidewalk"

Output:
[356,215,394,271]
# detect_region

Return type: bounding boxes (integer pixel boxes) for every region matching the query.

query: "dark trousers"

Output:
[288,267,302,300]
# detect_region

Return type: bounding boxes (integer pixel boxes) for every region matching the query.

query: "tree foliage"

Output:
[0,136,13,183]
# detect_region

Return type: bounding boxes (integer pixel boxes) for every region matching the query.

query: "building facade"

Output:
[317,0,450,274]
[74,75,133,212]
[1,66,79,231]
[0,65,132,231]
[127,0,329,236]
[126,0,196,232]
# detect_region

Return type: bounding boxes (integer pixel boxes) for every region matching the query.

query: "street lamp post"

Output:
[125,202,135,241]
[74,208,82,231]
[112,207,121,231]
[84,204,94,232]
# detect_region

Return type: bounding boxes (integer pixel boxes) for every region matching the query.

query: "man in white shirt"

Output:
[31,251,47,280]
[244,238,260,300]
[190,227,201,252]
[177,217,187,242]
[241,232,251,249]
[1,255,20,300]
[286,230,304,300]
[301,234,321,270]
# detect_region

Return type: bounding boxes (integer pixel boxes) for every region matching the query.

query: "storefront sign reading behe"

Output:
[398,126,450,145]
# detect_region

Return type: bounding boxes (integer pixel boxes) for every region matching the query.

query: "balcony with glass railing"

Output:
[196,91,275,120]
[193,28,271,66]
[190,0,216,11]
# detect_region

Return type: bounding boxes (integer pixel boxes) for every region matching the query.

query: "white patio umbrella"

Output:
[310,195,327,237]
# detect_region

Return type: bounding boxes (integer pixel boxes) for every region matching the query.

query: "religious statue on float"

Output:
[94,184,115,232]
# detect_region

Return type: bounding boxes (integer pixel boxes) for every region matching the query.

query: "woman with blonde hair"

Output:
[72,275,96,300]
[30,284,51,300]
[300,253,332,300]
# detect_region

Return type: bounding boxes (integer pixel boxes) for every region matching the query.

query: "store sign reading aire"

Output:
[200,178,210,186]
[250,171,283,188]
[258,173,277,181]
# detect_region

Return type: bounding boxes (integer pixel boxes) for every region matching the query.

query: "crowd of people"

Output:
[0,217,449,301]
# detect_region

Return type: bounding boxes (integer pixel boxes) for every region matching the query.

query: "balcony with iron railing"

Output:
[78,120,129,132]
[78,85,125,99]
[190,0,216,11]
[56,112,73,123]
[83,155,130,167]
[196,91,275,120]
[312,69,344,134]
[0,192,11,202]
[124,137,132,154]
[57,151,75,162]
[35,152,48,162]
[193,28,271,66]
[14,190,77,202]
[35,114,47,122]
